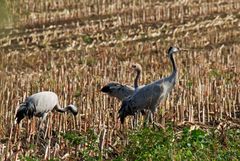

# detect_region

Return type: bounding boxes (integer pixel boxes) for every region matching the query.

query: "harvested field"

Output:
[0,0,239,160]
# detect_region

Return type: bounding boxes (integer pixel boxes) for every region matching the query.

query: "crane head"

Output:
[131,63,142,75]
[101,82,122,93]
[67,104,78,116]
[167,46,179,56]
[167,46,188,56]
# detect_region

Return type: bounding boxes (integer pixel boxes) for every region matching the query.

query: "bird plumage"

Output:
[16,101,35,124]
[119,46,179,124]
[15,91,78,124]
[101,63,144,100]
[101,82,135,101]
[101,63,146,116]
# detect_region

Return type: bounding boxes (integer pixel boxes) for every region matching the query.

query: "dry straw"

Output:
[0,0,239,159]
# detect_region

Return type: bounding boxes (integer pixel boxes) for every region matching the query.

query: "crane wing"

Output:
[26,91,58,114]
[128,83,164,113]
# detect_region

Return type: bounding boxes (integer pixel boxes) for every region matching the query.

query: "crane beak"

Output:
[179,48,188,52]
[101,86,110,93]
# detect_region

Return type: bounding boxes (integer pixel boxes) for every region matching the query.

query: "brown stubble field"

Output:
[0,0,240,160]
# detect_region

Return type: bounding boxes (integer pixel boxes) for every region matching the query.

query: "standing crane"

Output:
[118,46,182,124]
[15,91,78,124]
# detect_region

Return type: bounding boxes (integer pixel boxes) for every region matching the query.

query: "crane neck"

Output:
[134,70,141,89]
[169,53,177,76]
[56,104,77,115]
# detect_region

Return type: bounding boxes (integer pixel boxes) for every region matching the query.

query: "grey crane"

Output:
[118,46,182,124]
[101,63,143,100]
[101,63,145,116]
[15,91,78,124]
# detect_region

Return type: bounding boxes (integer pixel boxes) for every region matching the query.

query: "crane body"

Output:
[16,91,78,124]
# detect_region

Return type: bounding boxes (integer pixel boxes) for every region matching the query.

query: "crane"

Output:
[118,47,182,125]
[15,91,78,124]
[101,63,145,117]
[101,63,144,99]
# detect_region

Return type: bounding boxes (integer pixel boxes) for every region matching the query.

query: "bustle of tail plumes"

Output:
[15,101,35,124]
[118,98,135,124]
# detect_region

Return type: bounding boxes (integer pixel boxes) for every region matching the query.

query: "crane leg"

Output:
[132,114,138,128]
[151,113,165,130]
[149,112,153,123]
[144,111,152,127]
[36,113,48,144]
[39,113,48,129]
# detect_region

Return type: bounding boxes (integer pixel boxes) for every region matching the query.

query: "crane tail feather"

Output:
[15,105,27,124]
[15,101,35,124]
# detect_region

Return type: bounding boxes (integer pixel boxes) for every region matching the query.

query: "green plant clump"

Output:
[82,35,93,44]
[62,129,100,161]
[62,125,240,161]
[115,124,240,161]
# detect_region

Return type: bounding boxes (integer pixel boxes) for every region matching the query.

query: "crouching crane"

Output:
[101,63,144,100]
[15,91,78,124]
[101,63,145,116]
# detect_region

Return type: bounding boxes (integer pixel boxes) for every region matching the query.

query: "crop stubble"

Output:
[0,0,239,159]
